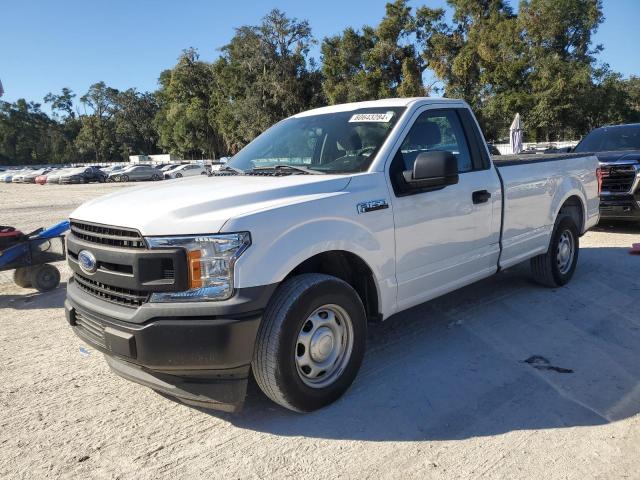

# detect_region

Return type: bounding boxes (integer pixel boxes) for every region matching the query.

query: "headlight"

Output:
[146,232,251,302]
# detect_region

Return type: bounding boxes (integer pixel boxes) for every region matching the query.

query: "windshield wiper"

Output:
[249,164,325,175]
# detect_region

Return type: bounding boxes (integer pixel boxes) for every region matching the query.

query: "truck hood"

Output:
[70,174,351,235]
[591,150,640,164]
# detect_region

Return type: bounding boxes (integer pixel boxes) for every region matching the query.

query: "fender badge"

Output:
[357,199,389,214]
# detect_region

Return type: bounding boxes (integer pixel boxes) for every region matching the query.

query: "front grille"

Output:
[74,310,106,348]
[70,220,145,249]
[601,165,636,193]
[74,273,149,308]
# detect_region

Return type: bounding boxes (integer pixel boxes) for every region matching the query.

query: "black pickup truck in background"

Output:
[572,123,640,223]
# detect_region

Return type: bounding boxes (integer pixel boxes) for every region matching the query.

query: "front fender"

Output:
[224,184,397,317]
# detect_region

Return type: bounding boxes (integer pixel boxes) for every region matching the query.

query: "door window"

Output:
[397,109,473,174]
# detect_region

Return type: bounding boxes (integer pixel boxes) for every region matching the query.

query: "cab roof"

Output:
[293,97,467,118]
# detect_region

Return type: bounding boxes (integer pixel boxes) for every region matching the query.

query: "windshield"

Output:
[227,107,405,174]
[574,125,640,152]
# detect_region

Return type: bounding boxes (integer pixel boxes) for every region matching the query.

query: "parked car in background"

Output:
[10,170,30,183]
[44,168,72,184]
[13,168,50,183]
[164,163,207,179]
[35,173,49,185]
[109,165,163,182]
[0,169,26,183]
[102,165,126,176]
[572,123,640,223]
[59,166,107,184]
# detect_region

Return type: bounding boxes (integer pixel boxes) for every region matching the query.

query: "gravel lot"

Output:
[1,182,639,480]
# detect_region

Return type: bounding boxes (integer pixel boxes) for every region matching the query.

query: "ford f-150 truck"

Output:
[572,123,640,223]
[65,98,600,413]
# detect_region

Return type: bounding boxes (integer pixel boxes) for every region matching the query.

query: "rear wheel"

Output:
[29,264,61,292]
[252,273,367,412]
[530,215,579,287]
[13,267,32,288]
[152,174,161,181]
[175,173,183,178]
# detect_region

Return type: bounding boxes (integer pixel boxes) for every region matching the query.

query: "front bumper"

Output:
[599,194,640,221]
[66,279,276,411]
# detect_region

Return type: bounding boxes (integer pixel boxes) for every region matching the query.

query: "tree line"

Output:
[1,0,639,166]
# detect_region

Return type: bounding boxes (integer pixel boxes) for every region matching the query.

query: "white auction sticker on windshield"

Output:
[349,112,394,123]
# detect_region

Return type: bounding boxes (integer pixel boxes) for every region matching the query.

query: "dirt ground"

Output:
[1,182,639,480]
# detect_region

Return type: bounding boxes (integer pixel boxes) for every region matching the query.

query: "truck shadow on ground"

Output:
[0,282,67,311]
[195,246,640,441]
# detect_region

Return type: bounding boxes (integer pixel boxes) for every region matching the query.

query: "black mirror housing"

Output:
[403,151,459,189]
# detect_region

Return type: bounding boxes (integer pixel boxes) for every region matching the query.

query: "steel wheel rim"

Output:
[556,230,575,275]
[295,304,354,388]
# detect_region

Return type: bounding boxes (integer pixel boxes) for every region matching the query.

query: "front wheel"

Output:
[252,273,367,412]
[121,174,129,182]
[530,215,579,287]
[29,264,61,292]
[175,173,182,178]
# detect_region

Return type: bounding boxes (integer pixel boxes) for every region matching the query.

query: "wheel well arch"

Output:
[557,195,585,233]
[284,250,381,322]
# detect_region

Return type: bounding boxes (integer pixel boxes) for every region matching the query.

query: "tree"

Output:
[155,48,221,158]
[113,89,159,158]
[75,82,119,162]
[0,99,53,165]
[212,9,323,152]
[44,88,82,164]
[519,0,604,140]
[321,0,437,104]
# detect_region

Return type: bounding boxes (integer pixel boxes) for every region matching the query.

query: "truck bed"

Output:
[492,152,589,167]
[490,152,600,270]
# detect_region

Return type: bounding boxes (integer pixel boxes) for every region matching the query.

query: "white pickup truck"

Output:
[65,98,600,413]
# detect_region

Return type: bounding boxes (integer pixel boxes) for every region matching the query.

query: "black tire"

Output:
[252,273,367,412]
[29,264,61,292]
[175,173,183,178]
[201,171,207,175]
[530,215,579,287]
[98,175,105,183]
[121,174,129,182]
[13,267,32,288]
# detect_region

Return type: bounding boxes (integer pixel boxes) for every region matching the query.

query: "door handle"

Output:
[472,190,491,204]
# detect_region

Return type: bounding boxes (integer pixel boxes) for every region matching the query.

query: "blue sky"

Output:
[1,0,638,110]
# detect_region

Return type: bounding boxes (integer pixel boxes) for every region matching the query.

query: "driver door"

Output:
[389,108,501,311]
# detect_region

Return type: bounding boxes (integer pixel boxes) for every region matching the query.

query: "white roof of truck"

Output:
[294,97,465,117]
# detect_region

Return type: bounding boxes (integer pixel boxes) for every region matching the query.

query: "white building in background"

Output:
[128,154,179,165]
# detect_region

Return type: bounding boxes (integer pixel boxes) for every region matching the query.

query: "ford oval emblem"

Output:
[78,250,97,274]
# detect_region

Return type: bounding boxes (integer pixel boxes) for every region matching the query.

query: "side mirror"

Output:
[403,151,459,189]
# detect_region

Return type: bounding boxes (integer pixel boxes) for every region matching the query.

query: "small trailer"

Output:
[0,220,69,291]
